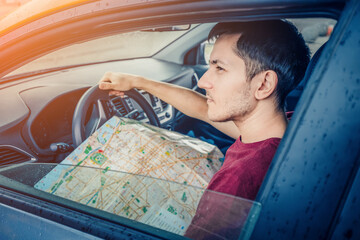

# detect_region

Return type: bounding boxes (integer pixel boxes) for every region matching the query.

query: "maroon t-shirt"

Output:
[185,113,293,239]
[185,137,282,239]
[207,136,281,200]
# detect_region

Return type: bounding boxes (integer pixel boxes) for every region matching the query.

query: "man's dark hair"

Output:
[208,20,310,110]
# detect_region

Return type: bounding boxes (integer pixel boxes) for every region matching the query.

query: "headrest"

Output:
[285,43,326,111]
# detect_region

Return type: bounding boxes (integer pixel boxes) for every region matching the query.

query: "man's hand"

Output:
[98,72,141,97]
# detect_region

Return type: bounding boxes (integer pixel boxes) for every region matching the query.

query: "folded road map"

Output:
[35,116,224,235]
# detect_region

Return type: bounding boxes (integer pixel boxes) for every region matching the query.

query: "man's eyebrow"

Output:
[210,59,227,65]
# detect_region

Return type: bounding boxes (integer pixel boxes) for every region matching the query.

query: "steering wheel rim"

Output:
[72,84,160,147]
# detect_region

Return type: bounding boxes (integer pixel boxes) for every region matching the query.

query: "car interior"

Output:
[0,18,335,168]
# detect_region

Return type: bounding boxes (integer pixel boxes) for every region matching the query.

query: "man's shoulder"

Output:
[223,137,281,168]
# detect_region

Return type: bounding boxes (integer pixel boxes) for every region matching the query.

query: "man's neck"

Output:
[233,106,288,144]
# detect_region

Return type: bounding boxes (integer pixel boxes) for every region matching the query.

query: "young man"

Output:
[99,20,310,201]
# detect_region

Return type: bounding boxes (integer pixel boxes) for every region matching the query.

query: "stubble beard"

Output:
[207,84,252,123]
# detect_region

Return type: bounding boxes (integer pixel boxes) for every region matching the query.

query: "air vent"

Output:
[160,100,168,110]
[192,73,199,88]
[109,95,128,116]
[0,146,36,166]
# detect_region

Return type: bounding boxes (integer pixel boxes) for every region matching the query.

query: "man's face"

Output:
[198,34,255,122]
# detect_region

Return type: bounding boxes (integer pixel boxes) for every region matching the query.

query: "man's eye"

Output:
[216,66,225,71]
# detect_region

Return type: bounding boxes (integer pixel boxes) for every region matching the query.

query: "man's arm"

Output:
[98,72,240,139]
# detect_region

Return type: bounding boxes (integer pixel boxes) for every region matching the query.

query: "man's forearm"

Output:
[134,77,209,123]
[135,77,239,139]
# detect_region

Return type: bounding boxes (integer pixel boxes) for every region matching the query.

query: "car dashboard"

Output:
[0,58,200,165]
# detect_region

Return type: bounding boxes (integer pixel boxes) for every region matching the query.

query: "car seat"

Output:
[285,43,326,111]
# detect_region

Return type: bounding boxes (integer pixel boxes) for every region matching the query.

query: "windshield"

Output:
[6,25,195,78]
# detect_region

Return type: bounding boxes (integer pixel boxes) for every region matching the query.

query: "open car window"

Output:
[0,163,261,239]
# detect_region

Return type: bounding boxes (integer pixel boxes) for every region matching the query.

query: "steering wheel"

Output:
[72,84,160,147]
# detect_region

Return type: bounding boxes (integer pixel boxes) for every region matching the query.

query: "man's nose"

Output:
[197,70,213,90]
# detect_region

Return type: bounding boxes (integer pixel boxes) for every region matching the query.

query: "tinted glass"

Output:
[0,163,261,239]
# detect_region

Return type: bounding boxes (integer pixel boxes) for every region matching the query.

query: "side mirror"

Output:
[199,41,213,65]
[197,42,207,65]
[184,41,213,65]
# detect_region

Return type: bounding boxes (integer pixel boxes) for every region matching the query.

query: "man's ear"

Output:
[253,70,278,100]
